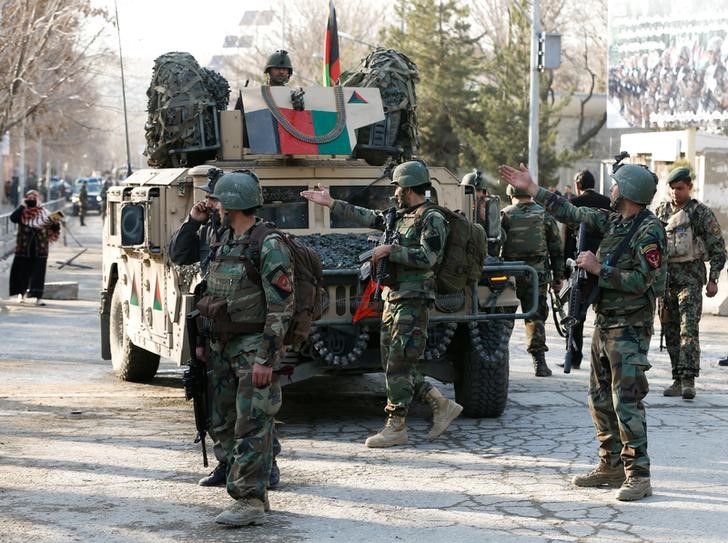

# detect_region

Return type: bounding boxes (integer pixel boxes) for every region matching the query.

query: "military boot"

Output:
[681,377,696,400]
[532,352,552,377]
[198,460,228,487]
[365,415,408,448]
[719,355,728,367]
[663,379,682,397]
[572,463,626,488]
[424,387,463,440]
[615,476,652,501]
[215,497,266,526]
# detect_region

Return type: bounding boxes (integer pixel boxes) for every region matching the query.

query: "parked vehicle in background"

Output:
[48,176,71,201]
[71,177,103,215]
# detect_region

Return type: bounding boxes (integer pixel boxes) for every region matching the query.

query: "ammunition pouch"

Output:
[196,294,265,342]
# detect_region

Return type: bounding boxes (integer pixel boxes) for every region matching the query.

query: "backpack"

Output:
[415,205,487,294]
[341,48,420,165]
[501,204,547,261]
[144,52,230,168]
[241,223,324,346]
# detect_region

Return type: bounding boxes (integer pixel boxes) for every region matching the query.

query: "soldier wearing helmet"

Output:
[199,170,294,526]
[655,166,726,399]
[301,160,463,448]
[461,168,503,255]
[264,49,293,86]
[500,161,666,502]
[501,181,564,377]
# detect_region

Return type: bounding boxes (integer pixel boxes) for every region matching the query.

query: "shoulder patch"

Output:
[641,243,661,269]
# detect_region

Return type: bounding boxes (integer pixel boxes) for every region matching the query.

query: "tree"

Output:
[382,0,478,171]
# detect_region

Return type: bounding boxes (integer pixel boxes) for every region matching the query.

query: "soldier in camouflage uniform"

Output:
[169,168,283,489]
[201,171,294,526]
[500,184,564,376]
[301,161,463,448]
[500,161,667,502]
[460,169,504,256]
[264,50,293,87]
[655,166,726,400]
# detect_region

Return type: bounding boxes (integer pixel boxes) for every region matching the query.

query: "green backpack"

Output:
[415,205,487,294]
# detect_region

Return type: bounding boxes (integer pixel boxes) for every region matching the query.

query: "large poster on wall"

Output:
[608,0,728,129]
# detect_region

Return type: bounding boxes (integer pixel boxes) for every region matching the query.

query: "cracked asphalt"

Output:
[1,213,728,542]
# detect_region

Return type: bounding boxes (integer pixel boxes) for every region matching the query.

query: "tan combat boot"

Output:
[365,415,408,448]
[616,476,653,501]
[215,497,266,526]
[663,379,682,397]
[681,377,695,400]
[572,463,626,488]
[424,387,463,440]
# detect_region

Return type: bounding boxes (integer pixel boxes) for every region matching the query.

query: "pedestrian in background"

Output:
[500,161,666,502]
[78,180,88,226]
[9,190,62,306]
[655,166,726,399]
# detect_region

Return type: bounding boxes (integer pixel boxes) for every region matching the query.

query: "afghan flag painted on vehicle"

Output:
[323,0,340,87]
[242,86,384,156]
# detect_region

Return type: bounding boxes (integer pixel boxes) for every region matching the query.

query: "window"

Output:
[259,186,308,229]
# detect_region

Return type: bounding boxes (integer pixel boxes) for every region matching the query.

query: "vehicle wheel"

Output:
[109,286,160,382]
[455,318,514,418]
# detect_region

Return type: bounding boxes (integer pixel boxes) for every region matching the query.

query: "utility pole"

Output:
[528,0,540,184]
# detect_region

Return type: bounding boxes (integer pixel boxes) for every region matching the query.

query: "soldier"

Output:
[78,180,88,226]
[655,166,726,400]
[500,161,666,502]
[169,168,283,491]
[460,169,503,256]
[301,161,463,448]
[500,184,564,376]
[198,171,293,526]
[264,50,293,87]
[558,169,611,370]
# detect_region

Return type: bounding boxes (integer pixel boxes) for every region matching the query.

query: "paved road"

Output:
[1,212,728,542]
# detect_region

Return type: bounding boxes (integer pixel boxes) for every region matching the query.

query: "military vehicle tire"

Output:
[455,318,514,418]
[109,286,160,382]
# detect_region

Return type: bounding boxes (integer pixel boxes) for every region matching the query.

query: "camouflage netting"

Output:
[145,52,230,168]
[296,233,373,269]
[342,48,420,163]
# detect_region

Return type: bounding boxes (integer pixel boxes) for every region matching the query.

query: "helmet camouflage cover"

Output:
[210,170,263,210]
[264,50,293,74]
[391,160,430,187]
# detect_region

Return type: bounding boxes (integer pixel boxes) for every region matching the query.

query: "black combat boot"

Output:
[532,352,552,377]
[198,460,228,486]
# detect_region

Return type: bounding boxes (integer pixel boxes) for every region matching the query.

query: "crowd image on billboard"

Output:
[608,1,728,129]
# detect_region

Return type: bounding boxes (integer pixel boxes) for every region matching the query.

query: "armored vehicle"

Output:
[100,82,536,418]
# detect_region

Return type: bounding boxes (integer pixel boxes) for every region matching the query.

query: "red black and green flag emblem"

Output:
[323,0,340,87]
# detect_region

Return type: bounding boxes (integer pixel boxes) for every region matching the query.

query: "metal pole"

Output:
[528,0,540,184]
[114,0,132,178]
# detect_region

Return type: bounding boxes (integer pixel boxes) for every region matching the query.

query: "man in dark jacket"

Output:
[559,169,611,369]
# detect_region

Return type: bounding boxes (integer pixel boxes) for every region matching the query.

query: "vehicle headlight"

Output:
[96,195,102,202]
[72,195,79,203]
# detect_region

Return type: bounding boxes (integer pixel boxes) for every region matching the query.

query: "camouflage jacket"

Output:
[537,188,667,329]
[654,198,726,286]
[501,201,564,282]
[168,214,223,275]
[206,219,295,367]
[330,199,447,301]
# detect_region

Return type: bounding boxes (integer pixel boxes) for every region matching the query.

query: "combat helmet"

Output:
[196,167,224,194]
[506,184,530,197]
[264,50,293,74]
[210,170,263,210]
[610,164,658,205]
[460,169,491,191]
[391,160,430,187]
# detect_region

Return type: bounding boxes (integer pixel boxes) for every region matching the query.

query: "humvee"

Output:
[100,84,537,418]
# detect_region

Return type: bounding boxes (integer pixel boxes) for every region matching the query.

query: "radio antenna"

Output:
[114,0,132,178]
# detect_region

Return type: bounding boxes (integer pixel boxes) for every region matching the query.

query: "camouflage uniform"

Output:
[538,188,667,478]
[330,199,447,417]
[205,220,294,502]
[654,198,726,380]
[501,201,564,354]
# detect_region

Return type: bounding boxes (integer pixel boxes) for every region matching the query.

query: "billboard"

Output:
[608,0,728,129]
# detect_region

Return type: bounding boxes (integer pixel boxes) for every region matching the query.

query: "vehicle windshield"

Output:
[74,178,101,194]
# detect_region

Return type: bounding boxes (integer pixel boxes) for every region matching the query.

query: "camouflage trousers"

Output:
[209,334,281,501]
[380,298,433,417]
[515,278,549,354]
[660,281,702,379]
[588,325,651,477]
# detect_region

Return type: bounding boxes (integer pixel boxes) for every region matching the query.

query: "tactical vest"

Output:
[502,203,547,261]
[206,229,267,325]
[665,207,706,263]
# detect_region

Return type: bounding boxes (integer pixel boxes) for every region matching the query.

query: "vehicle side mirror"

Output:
[485,196,501,241]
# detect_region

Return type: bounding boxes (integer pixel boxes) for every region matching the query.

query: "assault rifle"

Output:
[561,222,588,373]
[658,272,670,351]
[182,309,209,467]
[372,207,399,299]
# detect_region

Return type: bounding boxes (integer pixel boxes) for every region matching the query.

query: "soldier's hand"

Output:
[576,250,601,275]
[252,362,273,388]
[498,163,538,196]
[190,200,209,222]
[372,244,392,264]
[707,280,718,298]
[300,184,333,208]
